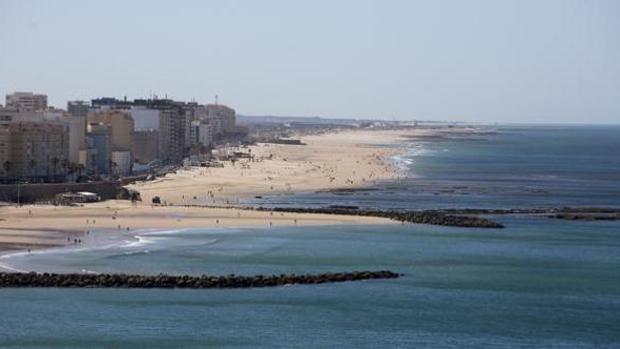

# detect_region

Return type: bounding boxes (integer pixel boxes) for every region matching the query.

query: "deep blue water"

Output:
[1,125,619,348]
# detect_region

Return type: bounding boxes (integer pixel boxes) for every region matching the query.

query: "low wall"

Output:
[0,181,122,203]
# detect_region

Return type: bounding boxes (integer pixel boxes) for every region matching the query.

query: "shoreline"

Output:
[0,202,395,254]
[0,126,495,270]
[0,128,422,258]
[0,226,166,273]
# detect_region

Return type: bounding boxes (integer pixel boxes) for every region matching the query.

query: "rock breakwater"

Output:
[260,207,505,228]
[0,270,400,289]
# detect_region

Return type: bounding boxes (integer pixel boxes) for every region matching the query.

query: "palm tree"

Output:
[3,160,12,178]
[66,161,76,181]
[110,161,118,176]
[77,163,85,179]
[61,159,69,177]
[28,159,37,182]
[51,157,60,181]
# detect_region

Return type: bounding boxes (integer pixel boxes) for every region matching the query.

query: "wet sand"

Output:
[0,201,392,254]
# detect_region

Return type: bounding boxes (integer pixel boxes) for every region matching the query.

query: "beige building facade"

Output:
[6,122,69,181]
[87,110,134,152]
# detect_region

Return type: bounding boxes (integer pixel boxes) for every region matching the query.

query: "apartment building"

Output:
[6,92,48,111]
[7,122,69,181]
[67,101,90,118]
[132,130,159,165]
[87,110,134,152]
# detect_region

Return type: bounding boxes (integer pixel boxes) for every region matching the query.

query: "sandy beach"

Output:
[0,201,391,250]
[126,129,413,205]
[0,129,422,255]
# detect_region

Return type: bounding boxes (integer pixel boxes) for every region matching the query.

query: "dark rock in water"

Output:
[328,205,359,210]
[254,206,620,228]
[259,207,505,228]
[0,270,400,289]
[548,213,619,221]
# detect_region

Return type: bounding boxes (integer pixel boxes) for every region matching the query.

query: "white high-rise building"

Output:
[128,106,160,131]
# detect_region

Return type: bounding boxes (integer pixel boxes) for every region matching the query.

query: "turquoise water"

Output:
[1,218,619,348]
[1,125,619,348]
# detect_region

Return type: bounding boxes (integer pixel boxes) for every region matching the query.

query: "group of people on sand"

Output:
[68,236,82,245]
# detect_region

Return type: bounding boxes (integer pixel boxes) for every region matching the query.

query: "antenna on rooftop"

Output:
[215,95,218,105]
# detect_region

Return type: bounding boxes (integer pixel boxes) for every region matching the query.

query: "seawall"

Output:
[0,181,122,203]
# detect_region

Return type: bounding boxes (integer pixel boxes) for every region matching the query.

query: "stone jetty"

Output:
[260,207,505,228]
[0,270,400,289]
[255,206,620,228]
[433,207,620,221]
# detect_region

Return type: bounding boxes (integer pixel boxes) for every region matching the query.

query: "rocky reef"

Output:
[0,270,400,289]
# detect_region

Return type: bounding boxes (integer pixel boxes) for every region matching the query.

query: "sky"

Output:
[0,0,619,123]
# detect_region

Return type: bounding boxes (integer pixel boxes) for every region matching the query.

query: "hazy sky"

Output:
[1,0,618,123]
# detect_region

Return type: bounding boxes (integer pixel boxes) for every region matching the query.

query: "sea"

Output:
[0,125,619,348]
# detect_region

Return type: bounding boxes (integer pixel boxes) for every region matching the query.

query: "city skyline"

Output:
[1,0,619,124]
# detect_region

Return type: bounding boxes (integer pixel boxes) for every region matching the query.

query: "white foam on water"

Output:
[138,229,186,236]
[123,235,165,248]
[1,227,226,273]
[118,228,190,249]
[391,143,431,172]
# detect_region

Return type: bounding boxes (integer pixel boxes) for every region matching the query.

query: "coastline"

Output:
[0,202,395,256]
[0,126,495,267]
[0,128,421,260]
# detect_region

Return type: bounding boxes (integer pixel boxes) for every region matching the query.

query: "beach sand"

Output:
[0,128,421,254]
[0,202,391,253]
[126,129,412,205]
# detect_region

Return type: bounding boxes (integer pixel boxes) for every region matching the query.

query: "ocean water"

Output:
[1,125,619,348]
